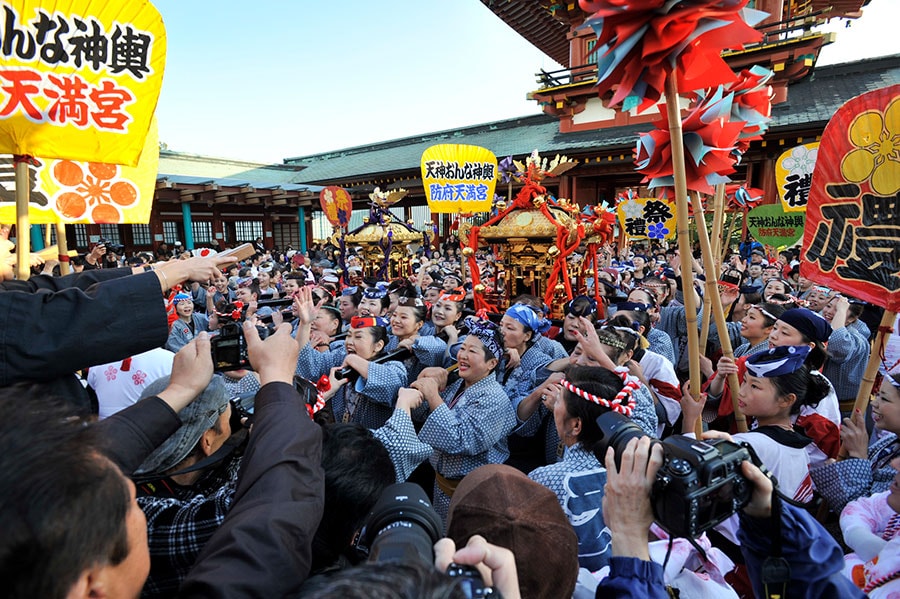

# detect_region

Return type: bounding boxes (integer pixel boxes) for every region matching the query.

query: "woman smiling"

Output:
[405,317,517,524]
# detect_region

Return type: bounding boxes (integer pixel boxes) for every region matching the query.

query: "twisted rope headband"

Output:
[559,371,639,417]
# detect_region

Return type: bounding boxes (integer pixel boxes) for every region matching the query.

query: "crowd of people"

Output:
[0,231,897,599]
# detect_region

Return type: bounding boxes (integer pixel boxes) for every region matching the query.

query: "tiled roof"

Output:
[287,55,900,184]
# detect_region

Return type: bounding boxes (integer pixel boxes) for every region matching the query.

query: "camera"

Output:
[593,411,760,539]
[97,237,125,255]
[210,302,268,372]
[357,483,493,597]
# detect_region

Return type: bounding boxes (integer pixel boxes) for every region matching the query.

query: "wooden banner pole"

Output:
[664,75,703,438]
[56,223,70,275]
[14,159,30,281]
[692,191,749,432]
[710,183,726,279]
[854,310,896,415]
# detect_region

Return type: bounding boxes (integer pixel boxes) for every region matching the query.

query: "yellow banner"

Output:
[421,144,497,214]
[0,117,158,223]
[775,142,818,213]
[617,196,676,240]
[0,1,165,166]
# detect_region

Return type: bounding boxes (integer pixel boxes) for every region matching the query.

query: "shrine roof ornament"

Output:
[579,0,767,112]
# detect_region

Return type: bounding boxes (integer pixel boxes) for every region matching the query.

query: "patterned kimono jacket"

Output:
[295,342,406,429]
[418,373,517,524]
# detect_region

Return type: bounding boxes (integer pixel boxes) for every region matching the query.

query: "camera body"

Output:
[97,237,125,255]
[210,320,250,372]
[594,411,758,539]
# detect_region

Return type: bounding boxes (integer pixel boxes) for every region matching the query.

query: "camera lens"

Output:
[364,483,442,564]
[593,411,648,468]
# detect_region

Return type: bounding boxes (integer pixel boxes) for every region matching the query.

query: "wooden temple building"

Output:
[43,0,899,256]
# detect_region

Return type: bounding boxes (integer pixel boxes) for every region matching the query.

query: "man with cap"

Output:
[446,464,580,599]
[166,292,211,353]
[134,371,237,597]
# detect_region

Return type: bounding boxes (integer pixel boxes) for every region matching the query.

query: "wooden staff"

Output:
[699,272,713,351]
[56,223,70,275]
[709,184,726,279]
[853,310,896,415]
[721,211,737,265]
[701,184,727,351]
[664,74,702,437]
[692,191,748,432]
[14,158,30,280]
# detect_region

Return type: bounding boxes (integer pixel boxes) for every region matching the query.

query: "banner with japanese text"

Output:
[0,1,166,166]
[746,203,804,248]
[775,142,818,212]
[800,85,900,311]
[0,117,158,223]
[421,144,496,214]
[617,196,676,240]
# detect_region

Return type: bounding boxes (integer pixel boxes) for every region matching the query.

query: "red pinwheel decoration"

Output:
[725,66,774,155]
[725,183,764,211]
[635,86,745,196]
[579,0,767,112]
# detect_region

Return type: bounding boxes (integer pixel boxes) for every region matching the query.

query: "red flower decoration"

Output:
[579,0,766,112]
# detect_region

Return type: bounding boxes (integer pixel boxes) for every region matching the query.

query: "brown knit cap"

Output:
[446,464,579,599]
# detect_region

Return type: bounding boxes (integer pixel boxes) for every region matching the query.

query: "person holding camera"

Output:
[527,365,643,571]
[0,251,235,414]
[591,431,865,599]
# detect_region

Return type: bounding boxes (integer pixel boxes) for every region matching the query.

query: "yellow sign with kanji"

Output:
[0,1,166,166]
[617,196,676,240]
[421,144,497,214]
[0,117,158,223]
[775,142,818,212]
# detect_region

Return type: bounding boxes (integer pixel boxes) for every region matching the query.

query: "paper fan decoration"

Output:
[635,86,744,196]
[579,0,767,112]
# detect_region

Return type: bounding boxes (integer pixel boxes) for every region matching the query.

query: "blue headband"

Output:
[341,286,359,296]
[173,293,192,303]
[745,345,810,378]
[505,303,551,335]
[362,287,387,300]
[778,308,832,344]
[464,316,502,361]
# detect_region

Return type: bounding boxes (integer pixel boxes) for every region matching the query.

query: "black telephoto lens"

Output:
[364,482,442,564]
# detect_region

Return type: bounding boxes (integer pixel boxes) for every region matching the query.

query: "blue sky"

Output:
[151,0,900,164]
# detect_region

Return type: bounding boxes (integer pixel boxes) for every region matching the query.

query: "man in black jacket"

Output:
[0,324,325,598]
[0,252,234,414]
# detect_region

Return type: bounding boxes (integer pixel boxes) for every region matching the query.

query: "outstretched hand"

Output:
[157,333,214,412]
[603,436,664,560]
[244,322,298,386]
[434,535,521,599]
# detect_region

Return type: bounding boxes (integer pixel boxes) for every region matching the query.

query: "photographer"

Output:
[0,252,236,412]
[528,365,643,571]
[587,433,864,599]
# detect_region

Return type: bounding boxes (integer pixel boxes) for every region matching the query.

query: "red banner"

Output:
[800,84,900,310]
